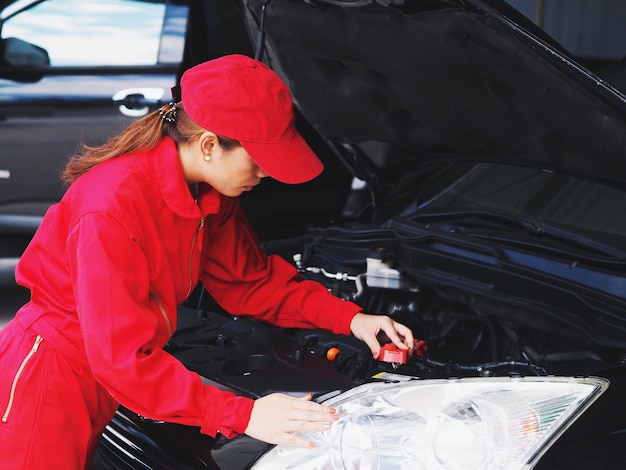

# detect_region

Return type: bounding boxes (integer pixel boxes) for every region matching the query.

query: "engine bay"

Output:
[170,225,620,401]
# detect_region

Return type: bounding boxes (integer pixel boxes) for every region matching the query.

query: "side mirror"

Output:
[0,37,50,82]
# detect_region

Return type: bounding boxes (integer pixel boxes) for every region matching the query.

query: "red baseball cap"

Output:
[180,54,323,184]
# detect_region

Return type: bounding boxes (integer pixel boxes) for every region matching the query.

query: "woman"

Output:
[0,54,413,469]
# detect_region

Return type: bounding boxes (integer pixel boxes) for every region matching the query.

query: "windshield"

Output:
[419,163,626,251]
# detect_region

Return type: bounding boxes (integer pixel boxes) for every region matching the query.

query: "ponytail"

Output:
[61,102,211,185]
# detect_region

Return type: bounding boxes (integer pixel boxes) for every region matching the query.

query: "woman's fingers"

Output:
[382,320,414,350]
[244,392,338,447]
[350,312,414,358]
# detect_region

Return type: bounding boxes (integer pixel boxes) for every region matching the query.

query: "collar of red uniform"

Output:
[152,137,222,218]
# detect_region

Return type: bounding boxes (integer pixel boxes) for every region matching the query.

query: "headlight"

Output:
[251,376,607,470]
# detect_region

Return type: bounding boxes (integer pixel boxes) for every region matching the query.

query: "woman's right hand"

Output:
[244,392,338,447]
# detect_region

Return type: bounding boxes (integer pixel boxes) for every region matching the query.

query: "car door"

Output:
[0,0,189,255]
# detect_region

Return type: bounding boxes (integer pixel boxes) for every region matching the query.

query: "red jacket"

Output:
[14,137,362,438]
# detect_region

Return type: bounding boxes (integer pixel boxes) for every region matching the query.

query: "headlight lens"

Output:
[251,376,607,470]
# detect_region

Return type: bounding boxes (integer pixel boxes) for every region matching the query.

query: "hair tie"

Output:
[159,102,177,123]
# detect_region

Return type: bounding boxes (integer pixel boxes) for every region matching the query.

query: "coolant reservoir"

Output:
[366,256,411,289]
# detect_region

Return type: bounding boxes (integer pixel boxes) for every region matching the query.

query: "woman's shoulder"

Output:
[63,151,157,218]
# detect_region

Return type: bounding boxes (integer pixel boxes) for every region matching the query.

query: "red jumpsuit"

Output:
[0,137,361,469]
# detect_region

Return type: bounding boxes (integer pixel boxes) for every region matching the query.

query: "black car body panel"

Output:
[242,0,626,202]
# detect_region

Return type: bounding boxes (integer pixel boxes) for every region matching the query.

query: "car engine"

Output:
[170,224,618,402]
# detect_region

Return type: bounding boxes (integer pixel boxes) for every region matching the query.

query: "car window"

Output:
[422,163,626,247]
[2,0,168,66]
[0,0,189,246]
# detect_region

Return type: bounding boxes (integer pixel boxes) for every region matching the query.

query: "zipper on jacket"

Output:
[2,335,43,423]
[150,292,173,338]
[186,217,205,298]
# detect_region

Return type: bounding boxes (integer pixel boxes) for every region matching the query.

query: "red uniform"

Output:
[0,137,361,469]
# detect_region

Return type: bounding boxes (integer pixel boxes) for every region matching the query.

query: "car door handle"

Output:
[112,88,166,117]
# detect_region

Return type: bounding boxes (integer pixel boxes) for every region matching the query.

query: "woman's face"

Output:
[204,144,268,197]
[181,132,269,197]
[178,131,268,197]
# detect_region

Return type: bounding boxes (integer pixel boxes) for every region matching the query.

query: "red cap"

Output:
[180,54,323,184]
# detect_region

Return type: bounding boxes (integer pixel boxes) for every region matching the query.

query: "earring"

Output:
[204,155,211,161]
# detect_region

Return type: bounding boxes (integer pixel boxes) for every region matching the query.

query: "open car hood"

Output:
[238,0,626,201]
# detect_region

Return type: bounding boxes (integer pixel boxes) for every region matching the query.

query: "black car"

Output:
[9,0,626,468]
[0,0,348,264]
[0,0,182,258]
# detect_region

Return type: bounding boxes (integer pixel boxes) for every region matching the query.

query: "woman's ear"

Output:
[198,131,219,157]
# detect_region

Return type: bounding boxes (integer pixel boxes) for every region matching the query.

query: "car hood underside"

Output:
[240,0,626,197]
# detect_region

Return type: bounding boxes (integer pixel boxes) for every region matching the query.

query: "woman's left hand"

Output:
[349,312,414,359]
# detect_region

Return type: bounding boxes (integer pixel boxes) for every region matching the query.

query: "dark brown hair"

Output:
[61,103,239,184]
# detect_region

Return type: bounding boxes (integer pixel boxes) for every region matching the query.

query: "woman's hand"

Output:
[244,392,338,447]
[350,312,414,359]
